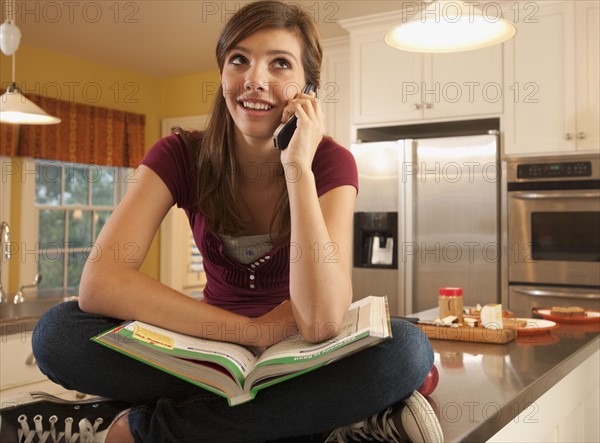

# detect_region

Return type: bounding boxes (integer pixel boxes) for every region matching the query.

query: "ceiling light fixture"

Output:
[0,0,61,125]
[385,0,516,53]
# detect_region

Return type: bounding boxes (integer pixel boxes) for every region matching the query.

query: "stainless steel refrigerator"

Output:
[351,133,501,316]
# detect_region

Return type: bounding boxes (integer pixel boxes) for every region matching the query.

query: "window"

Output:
[24,160,131,297]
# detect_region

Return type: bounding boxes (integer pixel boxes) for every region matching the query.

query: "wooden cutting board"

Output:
[417,323,516,344]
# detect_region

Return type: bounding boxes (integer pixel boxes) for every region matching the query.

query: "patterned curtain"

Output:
[0,92,145,168]
[0,122,18,156]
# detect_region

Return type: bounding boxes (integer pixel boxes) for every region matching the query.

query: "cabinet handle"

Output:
[25,353,37,366]
[412,103,423,110]
[578,132,587,140]
[565,133,573,140]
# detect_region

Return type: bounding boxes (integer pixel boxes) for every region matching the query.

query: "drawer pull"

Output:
[25,353,37,366]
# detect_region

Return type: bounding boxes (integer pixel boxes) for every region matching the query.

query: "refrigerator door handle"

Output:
[512,286,600,300]
[402,140,416,315]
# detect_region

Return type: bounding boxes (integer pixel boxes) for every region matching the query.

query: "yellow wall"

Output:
[1,44,219,293]
[1,45,163,143]
[160,70,220,118]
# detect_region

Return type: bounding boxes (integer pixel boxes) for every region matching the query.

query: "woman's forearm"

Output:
[79,263,293,347]
[285,166,352,342]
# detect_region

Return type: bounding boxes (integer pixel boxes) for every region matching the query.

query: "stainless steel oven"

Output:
[506,154,600,316]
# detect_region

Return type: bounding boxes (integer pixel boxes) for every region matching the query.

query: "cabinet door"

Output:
[351,31,423,124]
[322,37,351,149]
[0,333,47,390]
[425,45,503,120]
[575,1,600,152]
[504,2,577,155]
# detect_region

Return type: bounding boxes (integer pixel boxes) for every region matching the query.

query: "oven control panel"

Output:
[517,161,592,179]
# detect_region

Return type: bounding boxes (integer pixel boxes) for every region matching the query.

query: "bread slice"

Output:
[505,318,529,329]
[550,306,587,317]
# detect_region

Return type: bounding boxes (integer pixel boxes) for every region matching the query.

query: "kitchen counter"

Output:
[411,309,600,442]
[0,296,77,336]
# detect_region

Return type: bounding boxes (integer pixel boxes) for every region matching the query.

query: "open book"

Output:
[92,295,391,406]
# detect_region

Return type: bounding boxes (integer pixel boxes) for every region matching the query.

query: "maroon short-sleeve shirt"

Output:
[141,134,358,316]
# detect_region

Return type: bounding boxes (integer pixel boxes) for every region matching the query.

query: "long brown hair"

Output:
[187,0,323,246]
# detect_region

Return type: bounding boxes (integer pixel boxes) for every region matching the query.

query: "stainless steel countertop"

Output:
[411,309,600,442]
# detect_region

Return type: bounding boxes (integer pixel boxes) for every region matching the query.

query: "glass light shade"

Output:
[0,86,61,124]
[385,0,516,53]
[0,21,21,55]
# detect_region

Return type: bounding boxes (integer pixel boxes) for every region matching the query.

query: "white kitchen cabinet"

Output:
[321,36,351,149]
[488,349,599,442]
[575,1,600,153]
[0,330,89,401]
[340,11,503,126]
[1,331,47,390]
[504,1,599,155]
[427,46,503,121]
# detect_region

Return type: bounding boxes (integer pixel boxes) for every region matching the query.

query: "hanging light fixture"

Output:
[0,0,61,124]
[385,0,516,53]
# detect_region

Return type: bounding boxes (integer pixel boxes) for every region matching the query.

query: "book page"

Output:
[255,297,383,366]
[124,321,259,378]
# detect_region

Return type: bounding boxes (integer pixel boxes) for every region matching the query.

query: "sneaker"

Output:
[0,391,131,443]
[324,391,443,443]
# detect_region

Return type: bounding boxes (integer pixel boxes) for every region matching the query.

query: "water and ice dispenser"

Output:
[353,212,398,269]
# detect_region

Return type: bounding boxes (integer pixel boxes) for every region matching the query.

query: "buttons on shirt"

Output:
[248,269,256,290]
[247,255,270,290]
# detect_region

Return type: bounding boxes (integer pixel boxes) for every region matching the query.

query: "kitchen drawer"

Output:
[0,332,46,390]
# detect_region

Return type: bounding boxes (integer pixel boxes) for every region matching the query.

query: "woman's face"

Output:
[221,28,306,145]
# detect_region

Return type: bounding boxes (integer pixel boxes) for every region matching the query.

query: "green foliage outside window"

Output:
[34,161,126,296]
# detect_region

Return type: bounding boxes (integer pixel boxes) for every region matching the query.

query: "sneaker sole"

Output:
[402,391,443,443]
[0,391,109,411]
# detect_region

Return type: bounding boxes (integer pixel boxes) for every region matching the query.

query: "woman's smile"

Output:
[237,97,276,114]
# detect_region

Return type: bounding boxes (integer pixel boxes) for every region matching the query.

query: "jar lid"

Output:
[439,287,463,296]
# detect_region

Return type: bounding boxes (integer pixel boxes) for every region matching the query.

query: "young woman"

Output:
[0,1,441,442]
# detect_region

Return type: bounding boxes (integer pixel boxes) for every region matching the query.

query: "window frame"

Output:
[0,156,12,294]
[20,157,131,297]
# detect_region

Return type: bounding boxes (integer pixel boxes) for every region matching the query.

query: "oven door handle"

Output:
[512,286,600,300]
[511,190,600,200]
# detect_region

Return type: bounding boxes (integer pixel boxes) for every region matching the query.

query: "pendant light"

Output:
[0,0,61,124]
[385,0,516,53]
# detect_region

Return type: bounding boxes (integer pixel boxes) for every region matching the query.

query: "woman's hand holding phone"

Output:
[273,84,317,150]
[276,84,324,173]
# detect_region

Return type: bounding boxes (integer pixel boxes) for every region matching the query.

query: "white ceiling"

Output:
[5,0,412,78]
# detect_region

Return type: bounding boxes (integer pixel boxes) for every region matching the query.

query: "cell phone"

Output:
[273,83,317,150]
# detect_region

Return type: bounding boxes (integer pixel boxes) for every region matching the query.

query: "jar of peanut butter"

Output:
[438,287,464,323]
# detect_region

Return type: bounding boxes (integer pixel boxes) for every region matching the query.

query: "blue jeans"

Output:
[32,301,433,443]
